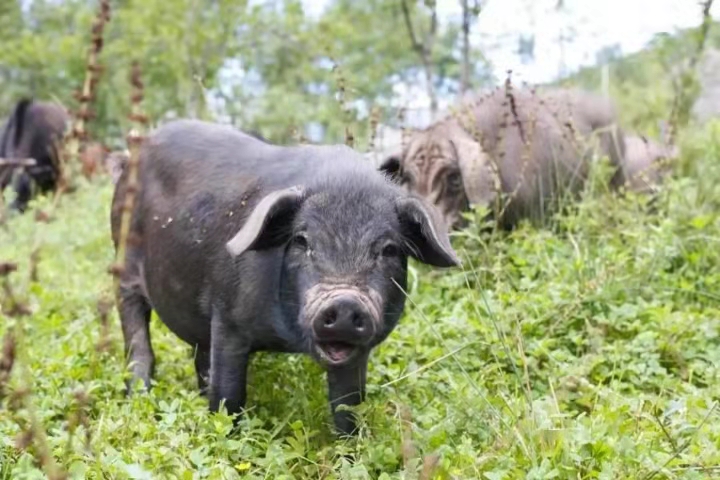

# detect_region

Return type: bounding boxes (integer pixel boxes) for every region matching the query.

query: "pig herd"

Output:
[0,85,679,437]
[378,86,677,230]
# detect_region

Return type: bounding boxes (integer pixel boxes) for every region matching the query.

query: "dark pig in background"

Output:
[0,98,70,212]
[110,120,459,435]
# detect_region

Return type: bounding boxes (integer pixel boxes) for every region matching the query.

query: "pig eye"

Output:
[381,243,401,258]
[292,233,309,250]
[446,171,463,191]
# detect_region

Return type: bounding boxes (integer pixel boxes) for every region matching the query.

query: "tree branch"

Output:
[400,0,424,55]
[425,0,438,52]
[399,0,439,115]
[460,0,470,93]
[689,0,715,70]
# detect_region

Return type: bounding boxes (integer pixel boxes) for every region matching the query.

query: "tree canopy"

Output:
[0,0,493,147]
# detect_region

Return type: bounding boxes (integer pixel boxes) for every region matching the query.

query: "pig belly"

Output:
[151,298,210,349]
[142,263,212,350]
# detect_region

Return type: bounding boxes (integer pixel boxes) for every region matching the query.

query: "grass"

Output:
[1,122,720,480]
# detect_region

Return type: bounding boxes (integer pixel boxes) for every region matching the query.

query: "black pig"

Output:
[0,98,69,212]
[110,120,459,435]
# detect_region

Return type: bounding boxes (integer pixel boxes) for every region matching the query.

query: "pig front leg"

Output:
[117,282,154,392]
[208,311,249,420]
[326,354,368,436]
[193,347,210,396]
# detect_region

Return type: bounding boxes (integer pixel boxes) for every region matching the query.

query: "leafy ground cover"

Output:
[1,123,720,479]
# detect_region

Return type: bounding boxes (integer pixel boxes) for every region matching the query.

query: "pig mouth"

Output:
[315,341,360,366]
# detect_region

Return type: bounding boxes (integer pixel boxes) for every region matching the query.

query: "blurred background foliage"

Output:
[11,0,718,151]
[0,0,496,148]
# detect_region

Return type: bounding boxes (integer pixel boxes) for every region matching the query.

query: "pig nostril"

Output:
[323,310,337,327]
[351,313,365,330]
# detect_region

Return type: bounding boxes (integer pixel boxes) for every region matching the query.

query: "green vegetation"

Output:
[0,0,491,147]
[559,19,720,137]
[2,0,720,478]
[0,118,719,480]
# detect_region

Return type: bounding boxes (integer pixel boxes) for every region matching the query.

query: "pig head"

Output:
[0,98,69,212]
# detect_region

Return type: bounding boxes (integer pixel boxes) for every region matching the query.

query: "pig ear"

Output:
[226,186,305,257]
[106,151,129,185]
[379,154,402,183]
[454,135,497,209]
[396,196,460,268]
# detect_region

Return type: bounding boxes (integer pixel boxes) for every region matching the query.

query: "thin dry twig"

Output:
[419,453,441,480]
[95,296,114,353]
[64,0,111,184]
[399,404,417,468]
[367,105,381,153]
[328,54,355,148]
[109,61,147,290]
[35,0,110,222]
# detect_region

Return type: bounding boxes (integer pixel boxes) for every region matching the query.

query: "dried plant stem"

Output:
[367,105,381,153]
[0,330,15,402]
[397,106,410,152]
[290,126,310,144]
[111,61,147,293]
[0,6,110,475]
[419,453,440,480]
[328,53,354,148]
[31,0,110,228]
[65,0,111,185]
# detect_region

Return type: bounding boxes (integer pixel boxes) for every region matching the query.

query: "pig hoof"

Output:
[124,377,152,396]
[333,415,359,437]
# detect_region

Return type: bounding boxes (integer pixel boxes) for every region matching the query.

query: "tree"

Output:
[399,0,440,116]
[0,0,494,147]
[459,0,483,94]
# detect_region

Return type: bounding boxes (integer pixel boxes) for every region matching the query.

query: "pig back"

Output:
[470,89,588,223]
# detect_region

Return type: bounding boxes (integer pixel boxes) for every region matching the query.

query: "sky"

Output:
[228,0,720,132]
[466,0,720,85]
[301,0,720,114]
[303,0,719,86]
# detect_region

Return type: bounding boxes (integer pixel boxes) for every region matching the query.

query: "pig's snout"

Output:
[304,285,383,367]
[313,295,373,340]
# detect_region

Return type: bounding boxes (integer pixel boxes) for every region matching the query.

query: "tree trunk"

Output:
[400,0,439,119]
[423,57,438,118]
[460,0,471,95]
